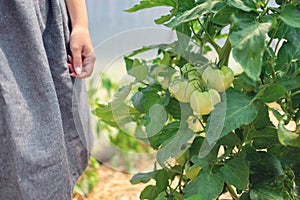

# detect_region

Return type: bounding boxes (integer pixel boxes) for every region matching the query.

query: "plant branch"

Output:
[226,182,239,200]
[267,20,281,48]
[218,37,232,67]
[265,47,277,81]
[174,161,187,193]
[197,117,206,130]
[197,19,221,55]
[191,23,202,46]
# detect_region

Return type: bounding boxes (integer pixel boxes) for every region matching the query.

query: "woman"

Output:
[0,0,96,199]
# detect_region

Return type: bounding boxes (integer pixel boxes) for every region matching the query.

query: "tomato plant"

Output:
[93,0,300,199]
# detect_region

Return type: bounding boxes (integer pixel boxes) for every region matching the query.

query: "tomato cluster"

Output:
[168,66,234,115]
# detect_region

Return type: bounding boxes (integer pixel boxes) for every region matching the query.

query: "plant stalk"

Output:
[197,19,221,55]
[226,182,239,200]
[218,37,232,67]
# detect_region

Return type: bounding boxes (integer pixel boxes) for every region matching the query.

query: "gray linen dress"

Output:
[0,0,93,199]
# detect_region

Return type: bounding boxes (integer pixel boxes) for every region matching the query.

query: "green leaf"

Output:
[101,75,112,94]
[205,100,226,144]
[212,5,236,26]
[165,98,181,119]
[278,123,300,147]
[125,0,177,12]
[92,103,139,128]
[154,169,169,192]
[148,121,181,149]
[166,0,222,27]
[279,5,300,28]
[191,142,220,168]
[189,136,205,157]
[220,157,249,190]
[155,192,167,200]
[256,83,287,103]
[206,89,258,144]
[155,14,173,24]
[146,104,168,137]
[240,192,251,200]
[165,99,193,120]
[127,43,173,57]
[124,57,148,82]
[280,76,300,91]
[184,168,224,199]
[176,23,192,50]
[217,132,241,147]
[252,137,278,149]
[233,72,257,92]
[227,0,256,12]
[132,90,161,113]
[140,185,160,200]
[250,187,284,200]
[276,25,300,69]
[277,40,300,68]
[251,126,279,149]
[230,22,272,80]
[252,126,277,139]
[183,194,203,200]
[157,126,194,165]
[253,101,270,130]
[177,0,196,13]
[130,172,155,184]
[111,84,132,105]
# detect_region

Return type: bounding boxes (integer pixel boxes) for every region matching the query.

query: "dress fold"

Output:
[0,1,92,199]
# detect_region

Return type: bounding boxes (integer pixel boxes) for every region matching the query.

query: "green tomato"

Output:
[190,89,221,115]
[202,66,234,92]
[169,80,195,103]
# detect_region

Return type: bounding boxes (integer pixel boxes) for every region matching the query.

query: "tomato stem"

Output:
[188,77,207,92]
[197,19,221,55]
[267,20,281,48]
[265,48,277,81]
[197,118,206,130]
[226,182,239,200]
[174,160,187,193]
[218,37,232,68]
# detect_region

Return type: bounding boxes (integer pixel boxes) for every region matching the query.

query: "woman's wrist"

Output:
[65,0,89,30]
[71,25,90,34]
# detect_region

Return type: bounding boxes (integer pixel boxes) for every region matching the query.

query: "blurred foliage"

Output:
[73,157,101,197]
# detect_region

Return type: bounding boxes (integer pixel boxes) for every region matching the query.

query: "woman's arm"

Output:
[65,0,95,78]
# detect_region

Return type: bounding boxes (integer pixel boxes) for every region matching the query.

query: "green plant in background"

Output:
[73,157,101,197]
[93,0,300,199]
[90,74,151,153]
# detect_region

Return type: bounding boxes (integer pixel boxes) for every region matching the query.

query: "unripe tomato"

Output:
[202,66,234,92]
[190,89,221,115]
[169,80,195,103]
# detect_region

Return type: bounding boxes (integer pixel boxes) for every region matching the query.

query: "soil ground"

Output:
[73,165,148,200]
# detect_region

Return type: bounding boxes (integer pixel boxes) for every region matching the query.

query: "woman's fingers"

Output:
[68,63,77,77]
[70,45,83,75]
[68,27,95,78]
[68,52,95,79]
[75,52,96,79]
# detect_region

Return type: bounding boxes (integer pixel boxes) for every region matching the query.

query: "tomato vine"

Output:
[93,0,300,199]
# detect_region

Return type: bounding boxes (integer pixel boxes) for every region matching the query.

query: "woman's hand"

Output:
[65,0,95,79]
[68,27,96,79]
